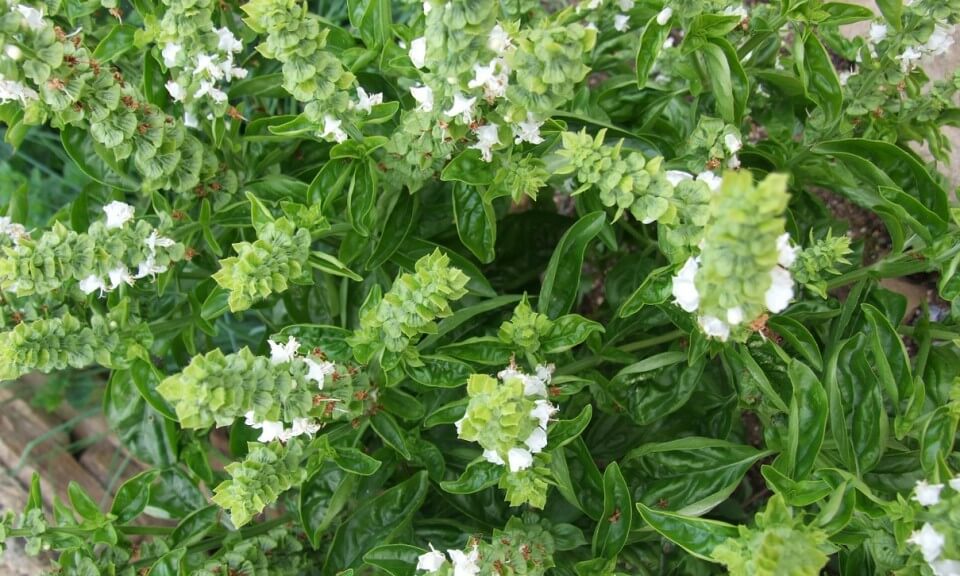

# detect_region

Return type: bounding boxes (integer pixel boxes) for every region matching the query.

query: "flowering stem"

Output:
[825,252,934,290]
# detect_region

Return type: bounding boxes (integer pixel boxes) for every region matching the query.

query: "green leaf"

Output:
[363,544,423,576]
[760,465,832,506]
[300,464,355,548]
[104,370,178,467]
[130,359,177,421]
[617,358,705,426]
[404,355,473,388]
[636,17,671,86]
[636,502,738,561]
[778,360,828,480]
[437,336,514,365]
[324,471,429,574]
[549,404,593,449]
[767,316,822,371]
[149,549,186,576]
[541,315,604,353]
[368,193,417,269]
[142,52,168,108]
[110,470,160,524]
[310,251,364,281]
[700,43,735,124]
[592,462,632,560]
[332,447,382,476]
[423,399,467,429]
[539,212,605,318]
[348,160,377,236]
[61,126,138,191]
[921,406,958,474]
[862,303,911,411]
[169,505,219,547]
[418,295,522,351]
[876,0,903,29]
[370,412,412,459]
[708,38,748,124]
[452,182,496,263]
[439,460,501,494]
[441,149,498,185]
[357,0,391,47]
[93,24,137,62]
[801,32,842,128]
[68,482,102,521]
[821,2,876,25]
[618,265,673,317]
[200,286,230,321]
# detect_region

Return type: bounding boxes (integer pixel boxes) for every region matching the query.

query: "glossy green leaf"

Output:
[452,182,496,263]
[801,32,842,127]
[636,17,671,86]
[539,212,605,318]
[300,464,355,548]
[110,470,160,524]
[778,360,828,480]
[93,24,137,62]
[439,460,502,494]
[549,404,592,449]
[592,462,631,560]
[404,355,473,388]
[636,502,738,561]
[363,544,422,576]
[370,412,412,459]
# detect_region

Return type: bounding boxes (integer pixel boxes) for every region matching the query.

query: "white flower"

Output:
[162,43,182,67]
[304,357,335,388]
[410,84,434,112]
[950,476,960,491]
[723,5,748,19]
[79,275,106,295]
[443,92,477,124]
[726,306,744,326]
[497,366,522,382]
[320,115,348,143]
[506,447,533,472]
[108,266,135,290]
[218,56,248,81]
[422,0,432,14]
[614,14,630,32]
[535,364,553,384]
[353,86,383,114]
[409,36,427,69]
[662,36,675,49]
[214,26,243,53]
[617,0,634,10]
[470,124,500,162]
[700,315,731,341]
[467,58,509,100]
[194,80,228,103]
[416,544,447,572]
[195,53,224,79]
[14,4,44,30]
[525,427,548,453]
[145,230,175,253]
[513,114,544,145]
[869,23,888,44]
[585,0,602,9]
[103,201,135,229]
[724,133,742,154]
[268,336,300,364]
[764,266,794,313]
[447,545,480,576]
[838,70,855,86]
[726,154,741,170]
[482,449,505,465]
[931,559,960,576]
[183,110,199,128]
[4,45,21,60]
[454,417,465,435]
[897,46,923,72]
[530,399,557,429]
[665,170,693,186]
[287,417,321,439]
[135,255,168,279]
[671,257,700,312]
[165,81,186,102]
[0,76,38,104]
[522,374,547,397]
[488,23,513,54]
[925,24,955,57]
[696,171,722,191]
[908,523,945,562]
[255,420,286,443]
[776,233,798,268]
[656,7,672,25]
[913,480,945,506]
[0,216,26,243]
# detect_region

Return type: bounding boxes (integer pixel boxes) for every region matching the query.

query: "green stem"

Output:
[825,252,933,290]
[7,524,174,538]
[619,330,684,352]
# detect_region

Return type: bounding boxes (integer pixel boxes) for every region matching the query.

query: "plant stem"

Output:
[557,330,684,375]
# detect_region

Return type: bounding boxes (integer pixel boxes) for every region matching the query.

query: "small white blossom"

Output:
[162,42,182,67]
[585,0,602,10]
[470,123,500,162]
[838,69,855,86]
[724,133,742,154]
[696,171,722,191]
[218,56,248,81]
[614,14,630,32]
[145,230,175,253]
[194,80,228,103]
[214,26,243,53]
[0,217,26,244]
[699,315,730,341]
[103,201,135,229]
[14,4,44,30]
[488,23,513,54]
[353,86,383,114]
[909,523,945,562]
[764,266,794,313]
[447,545,481,576]
[617,0,634,10]
[409,36,427,69]
[506,447,533,472]
[79,275,106,295]
[135,255,168,279]
[656,7,673,26]
[183,110,199,128]
[195,53,224,79]
[268,336,300,364]
[320,115,348,143]
[422,0,432,14]
[416,544,447,572]
[454,417,465,435]
[723,5,748,19]
[530,399,557,429]
[303,357,335,388]
[924,24,955,57]
[913,480,945,506]
[522,374,547,397]
[0,76,38,104]
[671,256,700,312]
[165,80,186,102]
[254,420,285,443]
[950,476,960,491]
[482,449,505,465]
[665,170,693,186]
[535,364,554,383]
[869,23,888,44]
[443,92,477,124]
[287,417,321,439]
[726,154,741,170]
[930,560,960,576]
[410,84,434,112]
[513,114,544,145]
[4,45,21,60]
[898,46,923,72]
[727,306,744,326]
[776,233,798,268]
[662,36,675,49]
[108,266,135,290]
[467,58,509,100]
[525,427,548,453]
